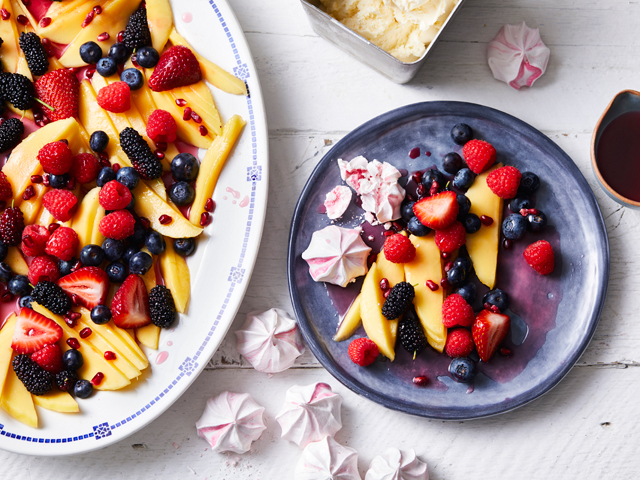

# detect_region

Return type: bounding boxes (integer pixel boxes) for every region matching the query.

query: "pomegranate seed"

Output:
[67,338,80,349]
[429,181,439,197]
[30,175,43,185]
[416,183,426,198]
[48,222,60,233]
[440,278,451,289]
[86,67,96,79]
[60,139,69,145]
[22,235,33,248]
[36,120,46,127]
[191,111,202,123]
[91,372,104,386]
[117,30,124,42]
[413,376,428,386]
[110,164,121,174]
[519,208,538,217]
[426,280,439,291]
[71,294,81,306]
[499,347,512,357]
[426,151,432,157]
[444,261,453,272]
[441,251,451,259]
[139,217,150,229]
[392,221,403,232]
[175,98,187,107]
[503,239,513,250]
[16,14,28,25]
[483,302,495,312]
[98,150,109,161]
[82,10,95,27]
[131,55,139,68]
[379,278,390,291]
[154,150,165,160]
[480,215,494,226]
[182,107,192,121]
[1,292,13,303]
[155,142,167,151]
[34,112,43,121]
[409,147,421,159]
[93,5,102,15]
[104,351,117,360]
[39,17,51,28]
[383,289,391,298]
[63,315,77,328]
[97,32,110,42]
[411,172,422,184]
[22,185,35,200]
[66,177,76,190]
[199,125,208,136]
[200,212,212,227]
[159,214,172,225]
[383,230,394,236]
[69,312,81,320]
[0,8,10,20]
[205,198,215,212]
[79,327,92,339]
[43,174,50,186]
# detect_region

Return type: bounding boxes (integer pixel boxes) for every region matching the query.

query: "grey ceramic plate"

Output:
[288,102,609,420]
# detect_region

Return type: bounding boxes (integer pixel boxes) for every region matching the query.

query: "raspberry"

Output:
[37,141,73,175]
[434,221,466,253]
[99,210,136,240]
[119,127,163,180]
[18,32,49,77]
[122,3,151,50]
[523,239,555,275]
[348,337,379,367]
[444,328,474,358]
[0,206,24,246]
[28,255,59,284]
[43,189,78,222]
[21,224,50,257]
[462,139,497,174]
[99,180,132,210]
[45,226,79,261]
[383,234,416,264]
[146,109,177,143]
[0,171,13,201]
[30,343,63,373]
[96,81,130,113]
[70,152,101,184]
[0,117,24,153]
[486,166,522,199]
[442,293,475,328]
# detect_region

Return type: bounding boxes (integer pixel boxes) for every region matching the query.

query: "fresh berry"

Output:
[442,293,474,328]
[45,226,79,261]
[97,81,130,113]
[8,275,31,296]
[108,42,130,64]
[0,72,35,110]
[148,45,202,92]
[501,214,527,240]
[461,213,481,234]
[58,258,75,277]
[518,172,540,195]
[0,262,12,282]
[18,32,49,76]
[401,201,415,222]
[28,255,59,284]
[452,168,475,191]
[136,46,159,68]
[31,281,72,314]
[434,221,466,253]
[456,194,471,216]
[90,130,109,152]
[99,180,132,210]
[526,211,547,233]
[482,289,511,312]
[122,3,151,50]
[12,354,53,395]
[129,251,152,275]
[91,304,112,325]
[397,307,427,357]
[70,153,101,184]
[34,69,79,122]
[451,123,473,145]
[0,242,7,263]
[383,234,416,264]
[472,309,511,362]
[0,207,25,246]
[446,265,467,287]
[119,127,163,179]
[79,244,105,267]
[168,181,195,206]
[448,357,477,383]
[62,349,83,371]
[406,216,430,237]
[57,266,109,310]
[11,308,63,354]
[111,274,151,328]
[174,238,195,256]
[455,282,477,304]
[486,166,522,199]
[19,296,33,309]
[443,152,463,174]
[147,109,177,143]
[452,256,473,275]
[79,41,102,64]
[55,370,78,392]
[99,210,136,240]
[31,343,63,373]
[96,56,118,77]
[38,141,73,175]
[106,261,127,283]
[348,337,379,367]
[145,231,165,255]
[509,196,533,213]
[422,168,445,193]
[97,166,116,187]
[463,140,496,174]
[49,173,69,189]
[149,285,176,328]
[74,379,93,398]
[413,191,459,230]
[523,240,555,275]
[0,117,24,152]
[123,245,140,263]
[381,282,415,320]
[21,224,49,257]
[120,68,144,91]
[116,166,140,190]
[171,152,199,182]
[102,238,124,261]
[445,328,474,358]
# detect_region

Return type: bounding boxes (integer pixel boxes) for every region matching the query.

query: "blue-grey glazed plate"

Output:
[288,102,609,420]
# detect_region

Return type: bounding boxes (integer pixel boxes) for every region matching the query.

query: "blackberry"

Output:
[0,117,24,152]
[149,285,177,328]
[122,3,151,51]
[18,32,49,76]
[119,127,162,180]
[0,72,35,110]
[12,354,53,395]
[31,281,71,314]
[381,282,415,320]
[54,370,78,392]
[0,206,24,246]
[397,307,428,357]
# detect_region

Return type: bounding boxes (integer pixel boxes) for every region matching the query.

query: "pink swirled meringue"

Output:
[487,21,550,90]
[195,392,267,454]
[325,185,353,220]
[302,225,371,287]
[235,308,305,373]
[295,436,362,480]
[276,382,343,448]
[365,448,428,480]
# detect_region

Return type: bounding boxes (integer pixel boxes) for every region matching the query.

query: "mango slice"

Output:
[159,240,190,313]
[136,323,160,350]
[146,0,173,52]
[1,359,37,428]
[33,391,79,413]
[334,294,361,342]
[360,262,396,361]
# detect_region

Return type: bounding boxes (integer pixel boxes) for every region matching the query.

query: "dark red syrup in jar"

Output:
[596,111,640,202]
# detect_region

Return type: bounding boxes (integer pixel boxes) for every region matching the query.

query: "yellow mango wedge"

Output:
[36,0,95,45]
[168,83,222,137]
[5,247,28,276]
[0,1,20,73]
[1,359,37,428]
[136,323,160,350]
[159,240,190,313]
[146,0,173,52]
[334,294,361,342]
[70,187,102,248]
[0,315,17,395]
[360,262,396,361]
[33,391,79,413]
[17,182,45,225]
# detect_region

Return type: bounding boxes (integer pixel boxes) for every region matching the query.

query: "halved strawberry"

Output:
[57,266,110,310]
[111,275,151,328]
[412,191,459,230]
[472,309,511,362]
[11,308,63,354]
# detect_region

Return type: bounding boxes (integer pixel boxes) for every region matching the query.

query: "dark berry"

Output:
[55,370,78,392]
[120,127,162,180]
[145,230,165,255]
[18,295,32,308]
[452,168,475,191]
[407,216,431,237]
[8,275,30,296]
[168,181,195,206]
[0,206,24,246]
[136,46,159,68]
[446,265,466,287]
[12,354,53,395]
[106,260,127,283]
[443,152,463,174]
[174,238,195,256]
[509,196,533,213]
[397,307,427,357]
[401,201,415,222]
[120,68,143,91]
[18,32,49,76]
[116,166,139,190]
[49,173,69,189]
[58,258,75,277]
[74,379,93,399]
[502,214,527,240]
[456,194,471,216]
[381,282,415,320]
[129,222,147,246]
[0,72,35,110]
[122,3,151,50]
[448,357,476,383]
[422,169,444,191]
[89,130,109,152]
[451,123,473,145]
[129,251,152,275]
[171,152,199,182]
[455,282,477,304]
[91,304,112,325]
[107,42,130,64]
[483,288,510,312]
[527,211,547,233]
[31,281,71,314]
[462,213,481,234]
[97,167,116,187]
[96,56,118,77]
[452,256,473,275]
[0,262,13,282]
[0,117,24,152]
[123,246,140,263]
[62,349,84,371]
[519,172,540,195]
[79,41,102,64]
[0,241,7,262]
[102,238,124,261]
[80,244,105,266]
[149,285,176,328]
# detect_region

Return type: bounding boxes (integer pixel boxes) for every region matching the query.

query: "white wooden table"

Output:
[3,0,640,477]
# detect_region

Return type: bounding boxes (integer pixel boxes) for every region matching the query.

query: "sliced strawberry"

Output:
[412,191,459,230]
[57,266,110,310]
[11,308,63,354]
[111,274,151,328]
[472,309,511,362]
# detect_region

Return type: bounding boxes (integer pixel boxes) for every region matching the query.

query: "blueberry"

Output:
[446,265,466,287]
[116,166,139,190]
[449,357,476,383]
[502,214,527,240]
[80,244,105,267]
[519,172,540,195]
[62,349,84,371]
[171,153,199,182]
[0,262,12,282]
[91,305,112,325]
[483,288,511,312]
[451,123,473,145]
[422,168,445,191]
[401,201,415,222]
[49,173,69,189]
[120,68,143,91]
[136,46,159,68]
[126,195,136,211]
[174,238,195,257]
[58,258,75,277]
[462,213,481,234]
[79,41,102,64]
[407,216,431,237]
[123,246,140,264]
[443,152,463,174]
[452,256,473,275]
[168,181,195,206]
[527,211,547,233]
[18,295,32,308]
[0,241,7,262]
[456,194,471,216]
[106,261,127,283]
[509,196,533,213]
[74,379,93,399]
[129,222,147,246]
[455,282,477,304]
[452,168,475,191]
[129,251,153,275]
[97,167,116,187]
[96,56,118,77]
[145,230,166,255]
[8,275,31,296]
[107,42,130,64]
[102,238,124,261]
[89,130,109,153]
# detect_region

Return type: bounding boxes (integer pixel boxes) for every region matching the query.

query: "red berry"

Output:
[31,343,63,373]
[434,221,466,253]
[148,46,202,92]
[523,240,555,275]
[348,337,379,367]
[445,328,474,358]
[111,275,151,328]
[21,225,50,257]
[45,226,79,262]
[99,180,132,210]
[35,68,79,122]
[486,166,522,199]
[11,308,62,354]
[0,207,24,246]
[412,375,429,386]
[37,141,73,175]
[383,234,416,264]
[66,338,80,349]
[0,172,12,201]
[442,293,475,328]
[463,140,497,174]
[42,189,78,222]
[412,191,459,230]
[28,255,59,284]
[99,210,136,240]
[57,266,110,310]
[472,310,511,362]
[96,81,131,113]
[70,152,101,184]
[146,109,177,143]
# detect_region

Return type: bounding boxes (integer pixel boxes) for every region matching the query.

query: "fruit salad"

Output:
[0,0,247,427]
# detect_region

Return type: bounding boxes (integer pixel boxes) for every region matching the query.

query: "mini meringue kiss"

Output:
[302,225,371,287]
[365,448,428,480]
[235,308,305,373]
[325,185,353,220]
[487,21,550,90]
[276,382,343,448]
[295,436,361,480]
[195,391,267,454]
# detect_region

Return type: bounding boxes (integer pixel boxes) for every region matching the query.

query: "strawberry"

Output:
[472,309,511,362]
[57,267,109,310]
[11,308,63,354]
[28,255,59,284]
[412,191,459,230]
[99,210,136,240]
[42,189,78,222]
[45,226,79,261]
[442,293,474,328]
[148,46,202,92]
[30,343,63,373]
[434,221,466,253]
[70,152,101,184]
[348,337,379,367]
[444,328,474,358]
[96,81,130,113]
[34,68,80,122]
[383,233,416,264]
[37,141,73,175]
[0,171,12,201]
[523,240,555,275]
[111,274,151,328]
[463,139,496,174]
[21,224,50,257]
[486,166,522,199]
[146,109,177,143]
[99,180,132,210]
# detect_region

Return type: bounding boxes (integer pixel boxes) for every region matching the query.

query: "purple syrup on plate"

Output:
[409,147,421,159]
